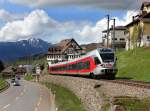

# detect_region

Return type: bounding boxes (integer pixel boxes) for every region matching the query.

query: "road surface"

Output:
[0,79,54,111]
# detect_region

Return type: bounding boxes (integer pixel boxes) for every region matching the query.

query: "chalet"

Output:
[47,38,85,64]
[102,26,127,50]
[125,2,150,50]
[1,66,13,77]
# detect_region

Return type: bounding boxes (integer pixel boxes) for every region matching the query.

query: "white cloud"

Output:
[72,10,139,44]
[0,9,59,41]
[0,9,27,22]
[9,0,148,10]
[0,9,138,44]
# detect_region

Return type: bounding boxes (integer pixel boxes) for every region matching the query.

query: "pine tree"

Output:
[0,60,4,72]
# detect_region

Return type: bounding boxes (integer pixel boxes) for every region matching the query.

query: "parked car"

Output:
[16,75,21,80]
[11,78,15,83]
[13,80,20,86]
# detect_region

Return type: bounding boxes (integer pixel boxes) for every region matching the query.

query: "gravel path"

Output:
[41,75,150,111]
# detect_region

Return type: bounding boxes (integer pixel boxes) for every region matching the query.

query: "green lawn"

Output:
[44,82,86,111]
[24,74,34,81]
[0,78,7,91]
[114,96,150,111]
[116,48,150,82]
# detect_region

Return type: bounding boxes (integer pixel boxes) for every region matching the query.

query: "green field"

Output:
[24,74,35,81]
[116,48,150,82]
[44,82,86,111]
[114,96,150,111]
[0,78,7,91]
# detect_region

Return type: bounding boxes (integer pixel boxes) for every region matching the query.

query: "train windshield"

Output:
[100,53,114,62]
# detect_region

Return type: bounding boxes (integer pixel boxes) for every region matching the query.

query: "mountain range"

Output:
[0,38,52,61]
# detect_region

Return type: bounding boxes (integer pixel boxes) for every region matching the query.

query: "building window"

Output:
[112,38,117,40]
[147,36,150,41]
[120,38,125,41]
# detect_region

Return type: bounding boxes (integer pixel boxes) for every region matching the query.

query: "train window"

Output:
[71,64,76,70]
[66,65,69,70]
[75,64,78,70]
[84,61,90,69]
[77,62,83,70]
[94,57,101,65]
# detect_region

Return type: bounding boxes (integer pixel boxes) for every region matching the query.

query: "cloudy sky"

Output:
[0,0,148,44]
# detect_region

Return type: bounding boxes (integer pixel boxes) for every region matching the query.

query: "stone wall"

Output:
[41,75,150,111]
[41,75,102,111]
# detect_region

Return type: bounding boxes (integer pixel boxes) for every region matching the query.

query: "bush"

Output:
[0,60,4,72]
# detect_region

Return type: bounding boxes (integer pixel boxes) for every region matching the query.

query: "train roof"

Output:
[97,48,114,53]
[87,48,114,55]
[48,48,114,67]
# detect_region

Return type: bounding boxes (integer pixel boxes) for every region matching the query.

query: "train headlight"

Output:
[100,64,105,67]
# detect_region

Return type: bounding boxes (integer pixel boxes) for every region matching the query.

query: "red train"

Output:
[48,48,117,79]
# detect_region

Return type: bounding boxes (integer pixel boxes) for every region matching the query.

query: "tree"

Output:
[131,24,142,48]
[0,60,4,72]
[40,64,44,71]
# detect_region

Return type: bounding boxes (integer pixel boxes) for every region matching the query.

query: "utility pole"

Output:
[106,15,110,48]
[112,18,115,50]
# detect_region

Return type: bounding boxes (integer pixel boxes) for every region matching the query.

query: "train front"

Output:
[93,48,118,79]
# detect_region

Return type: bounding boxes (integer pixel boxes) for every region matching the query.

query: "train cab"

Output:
[88,48,117,79]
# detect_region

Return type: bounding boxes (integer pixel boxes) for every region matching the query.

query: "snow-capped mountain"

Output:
[0,38,52,61]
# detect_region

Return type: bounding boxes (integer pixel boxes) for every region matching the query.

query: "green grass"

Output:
[116,47,150,82]
[114,96,150,111]
[44,82,86,111]
[13,56,47,67]
[24,74,34,81]
[0,78,7,91]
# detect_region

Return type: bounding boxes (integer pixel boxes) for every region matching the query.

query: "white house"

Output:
[102,26,127,50]
[47,38,86,64]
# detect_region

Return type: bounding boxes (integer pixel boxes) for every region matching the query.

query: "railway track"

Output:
[105,79,150,89]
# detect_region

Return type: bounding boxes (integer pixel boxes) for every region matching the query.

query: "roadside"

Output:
[43,82,86,111]
[41,75,150,111]
[24,74,34,81]
[24,74,57,111]
[24,74,85,111]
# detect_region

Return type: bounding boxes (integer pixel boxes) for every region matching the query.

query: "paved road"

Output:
[0,79,53,111]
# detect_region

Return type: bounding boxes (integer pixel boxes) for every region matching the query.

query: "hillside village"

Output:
[1,2,149,75]
[0,1,150,111]
[102,2,150,50]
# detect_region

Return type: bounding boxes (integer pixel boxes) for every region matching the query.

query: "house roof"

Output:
[141,2,150,10]
[126,19,140,27]
[2,66,13,73]
[56,39,72,47]
[102,26,127,33]
[48,38,82,54]
[16,67,26,73]
[126,12,150,27]
[142,12,150,18]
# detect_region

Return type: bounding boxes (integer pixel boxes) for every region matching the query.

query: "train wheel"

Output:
[90,73,96,79]
[108,74,115,80]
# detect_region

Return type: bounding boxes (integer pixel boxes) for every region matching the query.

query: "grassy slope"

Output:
[24,74,34,81]
[14,57,47,66]
[0,78,7,91]
[44,82,86,111]
[116,48,150,82]
[114,97,150,111]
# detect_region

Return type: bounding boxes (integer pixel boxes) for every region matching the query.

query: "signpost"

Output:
[36,66,41,82]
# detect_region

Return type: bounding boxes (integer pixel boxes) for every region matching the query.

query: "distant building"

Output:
[102,26,127,50]
[125,2,150,50]
[47,38,85,64]
[16,67,26,75]
[1,66,13,77]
